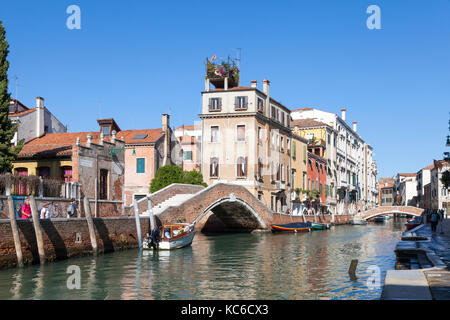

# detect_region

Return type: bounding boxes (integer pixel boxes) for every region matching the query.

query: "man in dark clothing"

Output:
[150,226,161,250]
[430,210,440,232]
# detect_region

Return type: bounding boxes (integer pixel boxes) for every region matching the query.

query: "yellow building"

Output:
[290,118,338,214]
[289,133,308,199]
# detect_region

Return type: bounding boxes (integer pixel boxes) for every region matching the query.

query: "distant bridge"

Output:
[361,206,424,221]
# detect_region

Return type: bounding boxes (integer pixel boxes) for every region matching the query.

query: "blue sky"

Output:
[1,0,449,178]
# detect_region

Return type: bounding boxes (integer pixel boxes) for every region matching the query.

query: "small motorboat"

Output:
[405,216,422,231]
[271,222,312,233]
[351,218,367,225]
[384,215,392,221]
[311,223,331,230]
[143,223,196,250]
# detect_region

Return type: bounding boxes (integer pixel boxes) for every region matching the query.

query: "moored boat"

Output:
[271,222,312,233]
[371,216,385,223]
[311,223,330,230]
[351,218,367,225]
[143,223,196,250]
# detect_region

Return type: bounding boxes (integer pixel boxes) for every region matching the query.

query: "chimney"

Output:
[251,80,257,88]
[162,114,171,165]
[341,108,346,122]
[36,97,45,138]
[99,133,104,145]
[205,78,210,92]
[263,79,270,96]
[224,77,228,90]
[87,134,92,147]
[353,121,357,132]
[111,130,116,144]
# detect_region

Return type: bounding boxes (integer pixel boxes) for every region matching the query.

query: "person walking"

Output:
[430,210,440,233]
[21,198,31,220]
[437,209,444,234]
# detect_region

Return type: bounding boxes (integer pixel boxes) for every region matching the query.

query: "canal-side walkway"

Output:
[382,220,450,300]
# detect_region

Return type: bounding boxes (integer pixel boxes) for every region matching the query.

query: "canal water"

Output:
[0,218,407,300]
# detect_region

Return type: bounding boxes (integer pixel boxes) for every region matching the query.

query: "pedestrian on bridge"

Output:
[430,210,440,233]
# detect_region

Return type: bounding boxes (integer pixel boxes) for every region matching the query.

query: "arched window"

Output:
[237,157,247,177]
[210,157,219,178]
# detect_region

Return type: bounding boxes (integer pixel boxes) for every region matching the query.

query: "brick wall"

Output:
[0,217,150,270]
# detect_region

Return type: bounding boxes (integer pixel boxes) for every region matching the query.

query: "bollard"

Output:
[29,196,46,264]
[83,197,98,255]
[348,259,358,280]
[147,197,155,232]
[7,196,23,267]
[133,199,143,249]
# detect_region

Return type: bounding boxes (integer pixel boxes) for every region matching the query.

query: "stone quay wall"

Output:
[0,216,150,270]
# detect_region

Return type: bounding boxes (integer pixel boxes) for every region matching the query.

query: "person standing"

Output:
[437,209,444,234]
[21,198,31,220]
[430,210,440,233]
[67,199,79,218]
[40,203,50,219]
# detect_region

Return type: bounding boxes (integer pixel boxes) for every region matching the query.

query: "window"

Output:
[280,137,284,150]
[306,133,315,140]
[99,169,108,200]
[235,96,248,110]
[281,164,284,181]
[137,158,145,173]
[293,141,297,158]
[258,127,263,144]
[211,126,219,142]
[210,157,219,177]
[37,167,50,178]
[258,158,263,180]
[183,151,193,161]
[209,97,222,111]
[281,112,285,126]
[102,126,110,136]
[61,166,72,182]
[276,163,281,181]
[237,125,246,142]
[271,106,276,119]
[237,157,247,177]
[257,98,264,112]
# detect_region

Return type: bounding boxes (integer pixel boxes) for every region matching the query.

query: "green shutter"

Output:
[137,158,145,173]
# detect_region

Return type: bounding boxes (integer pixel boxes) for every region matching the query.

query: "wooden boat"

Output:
[143,223,195,250]
[271,222,312,233]
[311,223,330,230]
[405,217,422,231]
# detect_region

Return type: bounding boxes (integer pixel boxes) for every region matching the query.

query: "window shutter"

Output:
[244,157,248,176]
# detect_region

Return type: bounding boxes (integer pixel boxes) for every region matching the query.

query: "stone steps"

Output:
[141,193,195,216]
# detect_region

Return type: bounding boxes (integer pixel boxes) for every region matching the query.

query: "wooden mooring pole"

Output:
[83,197,98,256]
[29,196,46,264]
[7,196,23,267]
[133,199,143,249]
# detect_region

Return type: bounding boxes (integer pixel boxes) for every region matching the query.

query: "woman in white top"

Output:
[40,203,50,219]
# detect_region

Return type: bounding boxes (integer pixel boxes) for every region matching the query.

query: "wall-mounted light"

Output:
[132,147,136,156]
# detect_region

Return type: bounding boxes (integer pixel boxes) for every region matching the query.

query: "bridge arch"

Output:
[194,195,268,231]
[362,206,423,221]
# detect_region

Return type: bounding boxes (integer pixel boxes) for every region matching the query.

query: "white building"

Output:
[431,160,450,211]
[290,107,377,212]
[417,164,434,209]
[9,97,67,145]
[395,173,417,206]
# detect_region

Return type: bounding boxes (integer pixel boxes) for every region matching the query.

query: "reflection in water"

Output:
[0,219,407,300]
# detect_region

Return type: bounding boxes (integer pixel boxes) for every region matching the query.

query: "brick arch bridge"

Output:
[361,206,424,221]
[137,183,307,232]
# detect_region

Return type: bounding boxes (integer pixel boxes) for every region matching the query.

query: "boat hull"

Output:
[143,231,196,250]
[351,219,367,225]
[311,223,330,230]
[271,222,312,233]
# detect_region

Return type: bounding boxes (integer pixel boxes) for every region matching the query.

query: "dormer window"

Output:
[102,126,110,136]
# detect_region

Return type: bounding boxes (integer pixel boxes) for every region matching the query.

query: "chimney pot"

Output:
[111,130,116,144]
[251,80,257,88]
[87,134,92,147]
[35,97,45,138]
[205,78,210,92]
[263,79,270,96]
[224,77,229,90]
[353,121,357,132]
[36,97,44,109]
[341,108,346,122]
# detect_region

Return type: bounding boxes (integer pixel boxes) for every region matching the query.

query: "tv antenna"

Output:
[233,48,242,71]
